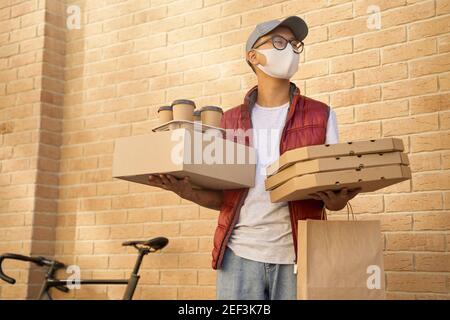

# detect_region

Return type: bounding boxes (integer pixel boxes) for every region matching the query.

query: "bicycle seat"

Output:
[122,237,168,251]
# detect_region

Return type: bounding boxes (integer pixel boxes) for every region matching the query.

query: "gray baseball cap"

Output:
[245,16,308,53]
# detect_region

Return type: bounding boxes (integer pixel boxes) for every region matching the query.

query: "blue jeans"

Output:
[216,247,297,300]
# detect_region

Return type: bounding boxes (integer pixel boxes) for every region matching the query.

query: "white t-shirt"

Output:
[227,100,339,264]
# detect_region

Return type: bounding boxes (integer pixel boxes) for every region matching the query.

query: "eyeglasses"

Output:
[253,34,304,54]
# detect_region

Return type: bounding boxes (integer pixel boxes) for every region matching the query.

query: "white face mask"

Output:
[254,43,299,79]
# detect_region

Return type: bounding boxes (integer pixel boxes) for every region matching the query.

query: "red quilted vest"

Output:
[212,82,330,270]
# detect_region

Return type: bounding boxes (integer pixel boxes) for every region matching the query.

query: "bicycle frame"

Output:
[37,247,149,300]
[1,237,169,300]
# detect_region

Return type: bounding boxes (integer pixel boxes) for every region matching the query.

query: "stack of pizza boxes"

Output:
[265,138,411,203]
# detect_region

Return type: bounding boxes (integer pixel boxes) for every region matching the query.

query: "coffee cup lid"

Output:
[200,105,223,114]
[171,99,196,108]
[157,105,173,112]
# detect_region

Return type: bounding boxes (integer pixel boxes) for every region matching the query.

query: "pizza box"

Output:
[269,164,411,203]
[265,152,409,191]
[266,138,404,177]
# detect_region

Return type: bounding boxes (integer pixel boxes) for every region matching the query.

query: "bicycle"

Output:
[0,236,168,300]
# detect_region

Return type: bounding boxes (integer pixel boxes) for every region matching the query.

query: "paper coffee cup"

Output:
[157,105,173,125]
[200,105,223,128]
[193,110,201,122]
[171,99,196,122]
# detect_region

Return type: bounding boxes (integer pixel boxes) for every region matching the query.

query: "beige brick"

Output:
[438,34,450,53]
[415,253,450,272]
[387,272,447,293]
[166,83,203,102]
[410,53,450,77]
[77,256,109,269]
[163,237,199,253]
[160,270,197,285]
[11,1,38,18]
[440,110,450,130]
[414,212,450,231]
[381,1,435,29]
[140,286,177,300]
[295,60,328,80]
[409,152,441,172]
[6,78,33,94]
[385,193,442,212]
[306,72,353,95]
[204,77,240,96]
[382,38,436,65]
[354,0,406,17]
[385,233,446,251]
[162,206,199,221]
[180,220,216,237]
[168,24,202,45]
[143,222,180,238]
[178,286,216,299]
[339,122,381,141]
[184,66,220,85]
[306,3,353,27]
[110,224,143,239]
[410,93,450,114]
[179,253,210,268]
[355,63,408,87]
[355,100,408,122]
[383,114,438,136]
[306,38,352,61]
[330,86,381,108]
[78,226,110,240]
[382,76,438,100]
[241,4,282,27]
[439,72,450,90]
[167,54,202,73]
[443,152,450,169]
[383,252,413,271]
[127,208,162,223]
[412,171,450,191]
[411,132,450,152]
[329,16,368,39]
[409,16,450,41]
[203,45,242,66]
[282,0,327,14]
[204,15,240,36]
[330,50,380,73]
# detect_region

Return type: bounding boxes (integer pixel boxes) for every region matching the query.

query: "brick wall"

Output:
[0,0,449,299]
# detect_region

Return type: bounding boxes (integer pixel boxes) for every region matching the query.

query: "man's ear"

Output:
[247,49,259,67]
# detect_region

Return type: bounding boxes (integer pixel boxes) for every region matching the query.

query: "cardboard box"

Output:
[269,164,411,202]
[112,128,256,189]
[266,138,404,176]
[265,152,409,191]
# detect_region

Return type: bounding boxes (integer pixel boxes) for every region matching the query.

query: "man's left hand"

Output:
[308,187,362,211]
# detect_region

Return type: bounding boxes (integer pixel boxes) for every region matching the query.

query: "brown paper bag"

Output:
[297,205,385,300]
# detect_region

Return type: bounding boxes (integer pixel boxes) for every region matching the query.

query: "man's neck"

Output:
[255,77,291,107]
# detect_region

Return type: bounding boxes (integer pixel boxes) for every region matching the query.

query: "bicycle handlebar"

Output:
[0,253,66,284]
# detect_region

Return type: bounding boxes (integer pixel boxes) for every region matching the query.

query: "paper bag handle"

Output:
[346,201,356,221]
[321,201,355,221]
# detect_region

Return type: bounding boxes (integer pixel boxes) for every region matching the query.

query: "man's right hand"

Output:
[147,174,194,199]
[147,174,224,211]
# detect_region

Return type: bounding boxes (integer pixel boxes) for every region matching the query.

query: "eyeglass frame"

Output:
[252,34,304,54]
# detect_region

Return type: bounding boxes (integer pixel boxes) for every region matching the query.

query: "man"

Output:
[147,16,361,300]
